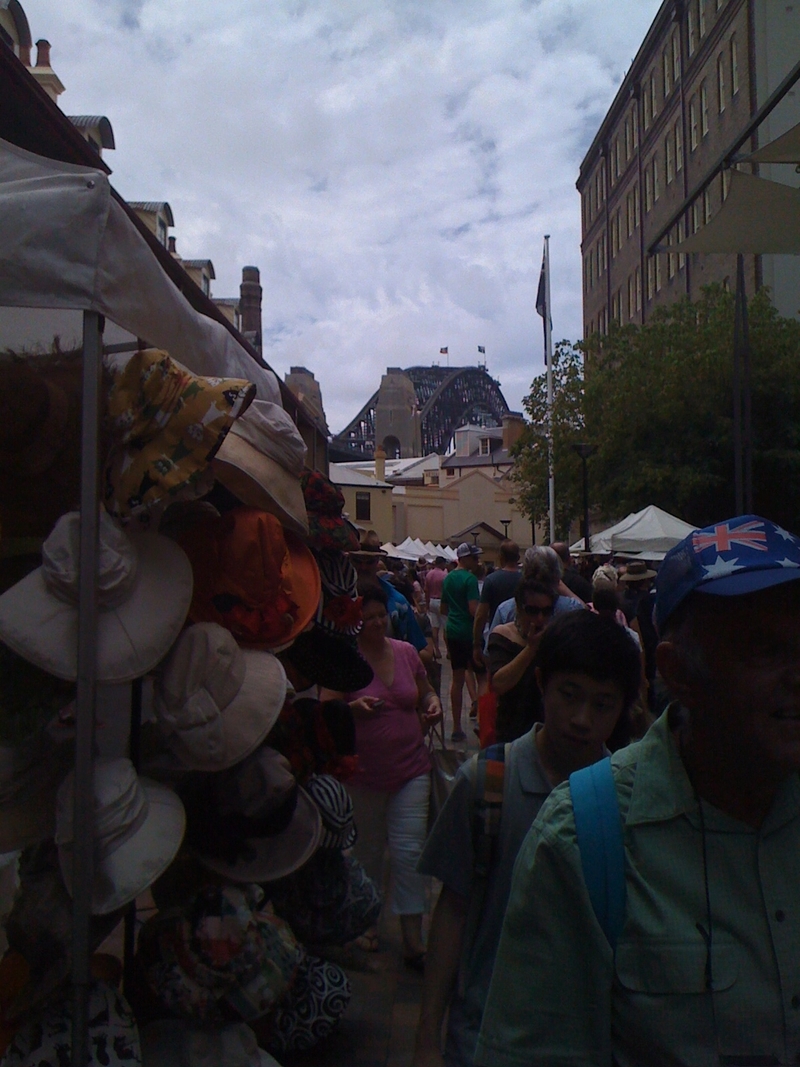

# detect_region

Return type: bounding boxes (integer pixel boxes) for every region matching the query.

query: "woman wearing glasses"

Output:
[486,578,556,742]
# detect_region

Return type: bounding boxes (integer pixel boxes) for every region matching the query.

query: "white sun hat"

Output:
[212,399,308,536]
[0,509,193,683]
[153,623,287,772]
[56,757,186,915]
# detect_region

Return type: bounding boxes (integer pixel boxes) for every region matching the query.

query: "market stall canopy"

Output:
[748,121,800,163]
[570,505,696,558]
[676,170,800,255]
[0,137,280,402]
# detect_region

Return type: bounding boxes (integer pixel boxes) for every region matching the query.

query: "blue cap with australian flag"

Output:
[655,515,800,633]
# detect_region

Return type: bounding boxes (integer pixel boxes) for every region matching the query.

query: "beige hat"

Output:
[0,730,73,852]
[153,623,287,772]
[213,400,308,537]
[0,510,193,683]
[56,757,186,915]
[185,747,322,883]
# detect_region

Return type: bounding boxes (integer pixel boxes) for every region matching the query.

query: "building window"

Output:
[672,30,681,84]
[612,290,621,323]
[698,0,706,38]
[646,257,654,301]
[633,184,640,228]
[717,52,726,112]
[598,233,605,275]
[668,233,676,279]
[202,274,211,297]
[626,191,633,237]
[632,104,639,150]
[731,34,739,96]
[676,121,683,170]
[446,467,455,477]
[703,187,712,225]
[653,155,660,202]
[157,217,168,247]
[643,87,651,130]
[688,4,697,55]
[645,165,653,213]
[663,46,672,96]
[692,200,700,234]
[677,218,686,269]
[700,80,709,138]
[355,492,371,521]
[650,71,658,120]
[722,168,731,201]
[655,253,663,293]
[689,95,699,150]
[479,437,491,456]
[635,266,642,311]
[666,132,675,183]
[628,274,635,319]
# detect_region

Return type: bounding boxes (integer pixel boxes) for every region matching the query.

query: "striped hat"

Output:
[305,774,357,850]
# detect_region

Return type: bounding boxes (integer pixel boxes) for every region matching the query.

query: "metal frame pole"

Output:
[733,256,745,514]
[71,310,103,1067]
[544,235,555,544]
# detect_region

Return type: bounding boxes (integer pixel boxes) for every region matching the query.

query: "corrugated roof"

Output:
[68,115,115,149]
[329,464,392,488]
[182,259,216,278]
[128,201,175,226]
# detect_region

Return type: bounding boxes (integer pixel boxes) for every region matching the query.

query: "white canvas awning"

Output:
[571,505,696,558]
[676,170,800,256]
[0,137,280,401]
[748,121,800,164]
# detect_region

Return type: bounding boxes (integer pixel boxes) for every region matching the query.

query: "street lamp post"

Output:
[500,519,511,538]
[571,443,597,552]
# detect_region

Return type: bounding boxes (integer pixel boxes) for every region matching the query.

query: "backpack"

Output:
[467,747,627,965]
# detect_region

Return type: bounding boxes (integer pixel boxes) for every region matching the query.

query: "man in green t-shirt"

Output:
[441,544,480,742]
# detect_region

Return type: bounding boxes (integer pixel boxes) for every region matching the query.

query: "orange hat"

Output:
[179,507,320,650]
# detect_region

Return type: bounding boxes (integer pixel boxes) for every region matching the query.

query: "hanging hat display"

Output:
[304,774,357,850]
[183,747,322,883]
[104,348,255,518]
[212,399,308,537]
[0,509,193,683]
[55,757,186,915]
[314,548,363,640]
[301,471,359,552]
[280,627,372,692]
[153,623,287,773]
[136,883,301,1025]
[178,507,320,651]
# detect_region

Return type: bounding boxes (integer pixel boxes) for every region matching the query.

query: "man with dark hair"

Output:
[476,515,800,1067]
[412,611,639,1067]
[472,541,521,670]
[442,544,481,742]
[551,540,592,603]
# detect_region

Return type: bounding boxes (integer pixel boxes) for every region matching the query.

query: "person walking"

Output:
[472,541,521,671]
[442,544,481,743]
[425,556,449,660]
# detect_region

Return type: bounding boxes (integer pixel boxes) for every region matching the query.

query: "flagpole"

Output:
[544,235,555,544]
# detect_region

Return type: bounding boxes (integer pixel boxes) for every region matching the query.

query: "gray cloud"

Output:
[34,0,660,431]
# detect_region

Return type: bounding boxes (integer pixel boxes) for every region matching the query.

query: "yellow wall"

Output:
[338,484,393,544]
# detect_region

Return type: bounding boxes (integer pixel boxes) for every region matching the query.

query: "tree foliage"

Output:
[512,286,800,533]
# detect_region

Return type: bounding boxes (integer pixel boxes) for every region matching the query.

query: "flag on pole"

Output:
[440,347,448,354]
[535,244,552,364]
[477,346,485,354]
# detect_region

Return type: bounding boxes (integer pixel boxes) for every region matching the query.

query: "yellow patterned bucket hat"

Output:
[104,349,256,518]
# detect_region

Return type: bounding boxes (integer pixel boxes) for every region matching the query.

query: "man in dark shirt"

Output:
[472,541,521,668]
[550,542,592,603]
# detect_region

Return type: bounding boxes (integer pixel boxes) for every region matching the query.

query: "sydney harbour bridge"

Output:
[332,365,510,459]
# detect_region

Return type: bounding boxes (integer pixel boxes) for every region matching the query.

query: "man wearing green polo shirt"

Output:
[475,515,800,1067]
[442,544,480,743]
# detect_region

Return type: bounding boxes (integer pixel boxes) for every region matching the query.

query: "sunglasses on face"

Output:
[521,604,554,619]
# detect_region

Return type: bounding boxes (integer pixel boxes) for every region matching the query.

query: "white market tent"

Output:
[571,505,696,559]
[384,538,457,561]
[0,137,281,401]
[0,135,283,1062]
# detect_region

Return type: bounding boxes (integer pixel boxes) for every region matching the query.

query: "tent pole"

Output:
[732,256,745,514]
[123,677,143,997]
[71,310,103,1067]
[738,254,754,512]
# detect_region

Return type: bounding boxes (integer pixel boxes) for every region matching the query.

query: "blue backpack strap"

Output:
[569,757,626,950]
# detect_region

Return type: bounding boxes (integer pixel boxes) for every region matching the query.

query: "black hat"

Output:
[284,626,374,691]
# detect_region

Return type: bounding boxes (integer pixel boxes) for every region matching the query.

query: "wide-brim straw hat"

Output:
[0,510,193,683]
[56,759,186,915]
[619,561,658,581]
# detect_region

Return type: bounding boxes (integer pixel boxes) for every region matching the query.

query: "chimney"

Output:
[502,412,526,452]
[35,39,51,66]
[168,236,178,255]
[374,445,386,483]
[30,40,65,103]
[239,266,262,353]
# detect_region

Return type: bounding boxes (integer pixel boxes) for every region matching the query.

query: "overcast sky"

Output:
[29,0,661,432]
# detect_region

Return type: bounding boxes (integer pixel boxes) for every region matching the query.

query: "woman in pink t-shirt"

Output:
[341,582,443,967]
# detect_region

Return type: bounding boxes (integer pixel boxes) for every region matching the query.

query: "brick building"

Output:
[578,0,800,337]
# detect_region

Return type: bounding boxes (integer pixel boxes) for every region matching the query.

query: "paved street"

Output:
[286,653,479,1067]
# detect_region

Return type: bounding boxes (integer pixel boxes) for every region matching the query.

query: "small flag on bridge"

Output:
[478,346,485,354]
[440,347,448,354]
